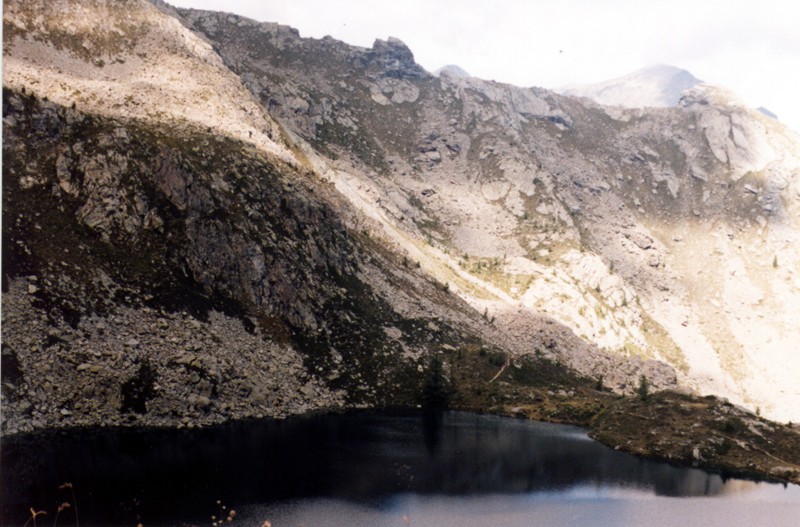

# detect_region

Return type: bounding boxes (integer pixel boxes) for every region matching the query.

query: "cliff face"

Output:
[2,0,799,436]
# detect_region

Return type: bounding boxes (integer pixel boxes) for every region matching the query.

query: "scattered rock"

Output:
[188,394,212,412]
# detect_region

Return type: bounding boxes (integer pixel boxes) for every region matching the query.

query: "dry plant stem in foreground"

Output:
[58,482,79,527]
[22,508,46,527]
[21,482,79,527]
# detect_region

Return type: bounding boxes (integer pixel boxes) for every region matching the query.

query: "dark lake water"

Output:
[2,411,798,526]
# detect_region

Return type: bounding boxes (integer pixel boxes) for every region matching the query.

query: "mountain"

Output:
[175,6,800,422]
[560,64,702,108]
[433,64,471,78]
[2,0,604,434]
[3,0,800,473]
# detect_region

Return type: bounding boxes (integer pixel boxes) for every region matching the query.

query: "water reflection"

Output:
[2,411,797,526]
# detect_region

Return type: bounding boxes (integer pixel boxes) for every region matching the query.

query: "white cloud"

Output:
[168,0,800,132]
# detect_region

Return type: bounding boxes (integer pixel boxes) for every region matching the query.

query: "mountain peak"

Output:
[433,64,471,78]
[560,64,702,108]
[368,37,428,79]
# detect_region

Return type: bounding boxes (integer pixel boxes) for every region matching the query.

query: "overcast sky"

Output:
[169,0,800,133]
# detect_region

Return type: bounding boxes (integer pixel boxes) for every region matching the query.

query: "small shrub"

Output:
[121,360,157,414]
[714,438,733,456]
[595,375,604,391]
[637,374,649,401]
[487,350,507,367]
[723,417,746,434]
[422,356,450,409]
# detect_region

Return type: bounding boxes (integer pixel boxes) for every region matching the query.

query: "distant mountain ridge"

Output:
[433,64,471,78]
[559,64,702,108]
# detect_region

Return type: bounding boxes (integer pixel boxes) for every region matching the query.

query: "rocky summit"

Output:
[3,0,800,482]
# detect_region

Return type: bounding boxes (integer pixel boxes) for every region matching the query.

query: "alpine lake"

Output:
[2,410,799,527]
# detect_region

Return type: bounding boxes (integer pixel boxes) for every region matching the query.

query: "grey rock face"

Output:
[366,37,429,80]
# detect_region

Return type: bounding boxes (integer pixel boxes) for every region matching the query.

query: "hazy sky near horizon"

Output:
[169,0,800,132]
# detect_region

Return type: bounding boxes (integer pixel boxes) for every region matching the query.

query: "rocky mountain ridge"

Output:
[174,5,800,421]
[2,0,799,443]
